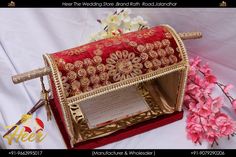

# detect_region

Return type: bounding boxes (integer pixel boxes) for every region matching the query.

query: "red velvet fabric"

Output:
[51,26,179,64]
[49,25,182,98]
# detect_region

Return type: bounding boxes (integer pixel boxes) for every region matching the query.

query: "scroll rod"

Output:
[12,31,202,84]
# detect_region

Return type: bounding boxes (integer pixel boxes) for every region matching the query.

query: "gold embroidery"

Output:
[93,56,102,64]
[65,63,75,71]
[80,77,90,87]
[154,41,163,49]
[161,57,170,66]
[162,39,170,47]
[74,60,84,69]
[129,41,138,47]
[62,83,71,97]
[140,52,149,61]
[145,43,154,51]
[152,58,162,68]
[113,39,122,45]
[77,69,87,77]
[165,46,175,55]
[58,35,180,98]
[90,75,100,84]
[71,80,81,90]
[169,55,178,64]
[165,32,172,39]
[63,45,91,56]
[144,60,153,69]
[158,49,167,57]
[137,34,143,38]
[106,50,143,82]
[83,86,92,92]
[137,45,146,53]
[147,31,154,36]
[55,58,66,69]
[121,38,130,43]
[99,72,109,82]
[92,84,102,89]
[61,76,68,83]
[96,64,106,73]
[143,33,149,38]
[63,82,70,90]
[83,58,93,66]
[101,80,111,86]
[95,44,104,49]
[104,42,113,47]
[148,50,158,58]
[93,49,103,56]
[87,66,96,76]
[67,71,77,81]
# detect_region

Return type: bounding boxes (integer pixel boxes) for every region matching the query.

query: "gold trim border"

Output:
[43,54,76,146]
[162,24,189,111]
[68,62,187,105]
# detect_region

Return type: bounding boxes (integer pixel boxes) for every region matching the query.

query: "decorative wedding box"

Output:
[12,25,201,149]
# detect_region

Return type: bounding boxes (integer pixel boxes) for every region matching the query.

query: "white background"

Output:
[0,8,236,149]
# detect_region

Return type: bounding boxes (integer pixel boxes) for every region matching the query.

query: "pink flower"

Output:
[215,113,235,136]
[211,97,223,113]
[232,100,236,109]
[198,99,212,117]
[190,56,201,67]
[200,63,212,75]
[202,84,215,97]
[205,75,217,83]
[193,75,202,85]
[215,114,229,126]
[185,84,202,100]
[187,131,201,143]
[186,84,199,91]
[186,114,200,124]
[223,84,234,93]
[185,56,236,146]
[188,102,197,112]
[186,118,203,143]
[205,131,218,144]
[188,68,196,77]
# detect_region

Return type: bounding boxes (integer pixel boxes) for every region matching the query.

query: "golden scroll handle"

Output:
[12,67,51,84]
[178,32,202,40]
[12,31,202,84]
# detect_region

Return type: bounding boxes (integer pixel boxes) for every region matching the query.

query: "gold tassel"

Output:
[40,77,52,121]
